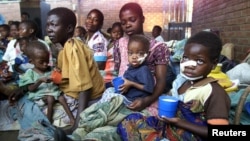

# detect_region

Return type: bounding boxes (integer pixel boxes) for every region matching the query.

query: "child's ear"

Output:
[67,25,74,34]
[29,58,34,64]
[29,29,34,35]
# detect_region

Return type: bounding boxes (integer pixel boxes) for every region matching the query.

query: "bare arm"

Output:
[68,89,91,133]
[161,117,208,137]
[28,77,51,92]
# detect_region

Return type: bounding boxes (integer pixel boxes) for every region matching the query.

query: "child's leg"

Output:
[58,94,75,125]
[46,95,55,124]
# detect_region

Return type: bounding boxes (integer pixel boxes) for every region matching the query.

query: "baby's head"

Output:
[110,22,123,41]
[0,24,10,39]
[74,26,86,38]
[127,35,149,67]
[180,31,222,80]
[15,37,29,53]
[26,41,50,72]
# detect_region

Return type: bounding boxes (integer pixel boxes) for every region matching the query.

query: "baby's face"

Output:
[127,41,147,67]
[181,43,215,78]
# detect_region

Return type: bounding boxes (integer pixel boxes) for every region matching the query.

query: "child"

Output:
[18,40,75,125]
[102,22,123,88]
[0,24,10,62]
[9,21,20,39]
[85,9,108,70]
[108,22,123,50]
[152,25,164,42]
[74,26,86,42]
[3,20,54,72]
[13,37,34,74]
[99,34,154,105]
[119,31,231,141]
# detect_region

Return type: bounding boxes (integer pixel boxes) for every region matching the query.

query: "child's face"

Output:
[18,23,32,38]
[46,14,68,45]
[10,24,19,39]
[30,49,50,72]
[111,26,123,41]
[0,27,9,39]
[152,27,160,38]
[180,43,215,78]
[85,11,102,33]
[127,41,147,67]
[119,9,144,36]
[74,28,84,37]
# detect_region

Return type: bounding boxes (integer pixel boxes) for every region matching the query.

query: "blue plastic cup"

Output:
[112,77,124,93]
[158,95,179,118]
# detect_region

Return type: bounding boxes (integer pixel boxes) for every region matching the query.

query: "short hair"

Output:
[111,22,124,36]
[48,7,76,29]
[26,40,49,59]
[9,21,20,28]
[20,20,38,36]
[76,26,86,35]
[88,9,104,27]
[0,24,10,32]
[153,25,162,33]
[185,31,222,61]
[119,2,143,18]
[21,12,30,18]
[128,35,150,51]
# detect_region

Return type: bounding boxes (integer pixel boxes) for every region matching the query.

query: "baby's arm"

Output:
[28,77,51,92]
[120,78,144,94]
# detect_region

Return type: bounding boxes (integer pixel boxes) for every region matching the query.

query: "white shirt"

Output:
[155,35,165,42]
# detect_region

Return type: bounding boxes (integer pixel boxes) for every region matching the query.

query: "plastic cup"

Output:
[51,70,62,84]
[112,77,124,93]
[158,95,179,118]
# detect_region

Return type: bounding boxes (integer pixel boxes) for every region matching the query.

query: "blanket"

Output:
[72,96,139,141]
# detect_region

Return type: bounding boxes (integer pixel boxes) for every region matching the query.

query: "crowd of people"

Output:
[0,2,232,141]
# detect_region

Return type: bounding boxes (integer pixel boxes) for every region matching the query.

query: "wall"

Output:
[0,1,21,23]
[45,0,164,37]
[192,0,250,61]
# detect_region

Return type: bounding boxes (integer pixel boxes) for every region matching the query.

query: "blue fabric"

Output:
[0,50,4,63]
[9,95,50,130]
[123,64,155,101]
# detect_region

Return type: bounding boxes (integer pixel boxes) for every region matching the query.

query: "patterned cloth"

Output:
[72,96,134,141]
[117,113,165,141]
[100,41,118,83]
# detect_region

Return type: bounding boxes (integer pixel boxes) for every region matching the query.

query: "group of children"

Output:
[0,2,231,141]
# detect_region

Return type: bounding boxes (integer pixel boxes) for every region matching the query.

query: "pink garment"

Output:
[117,37,129,76]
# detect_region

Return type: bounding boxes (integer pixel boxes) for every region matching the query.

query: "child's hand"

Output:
[119,78,131,94]
[158,115,180,124]
[39,77,52,83]
[53,67,61,72]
